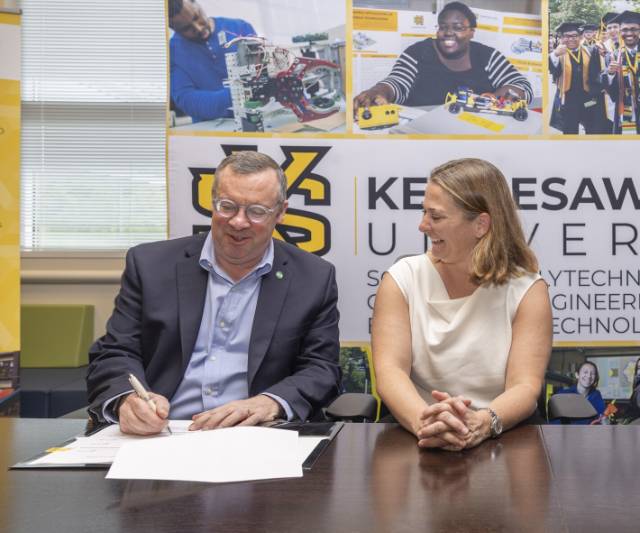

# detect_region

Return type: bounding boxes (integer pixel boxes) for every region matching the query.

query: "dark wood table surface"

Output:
[0,418,638,533]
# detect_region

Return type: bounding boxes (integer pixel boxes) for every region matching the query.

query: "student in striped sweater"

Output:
[353,2,532,116]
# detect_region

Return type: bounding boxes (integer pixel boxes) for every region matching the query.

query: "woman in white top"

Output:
[372,158,552,451]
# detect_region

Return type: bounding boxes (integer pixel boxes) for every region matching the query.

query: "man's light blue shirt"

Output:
[169,231,292,420]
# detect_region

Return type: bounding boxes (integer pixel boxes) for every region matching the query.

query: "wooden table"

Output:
[0,419,637,533]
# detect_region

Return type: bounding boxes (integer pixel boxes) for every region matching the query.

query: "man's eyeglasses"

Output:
[621,27,640,34]
[436,24,471,34]
[213,198,281,224]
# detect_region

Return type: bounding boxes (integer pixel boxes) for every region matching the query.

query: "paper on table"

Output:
[297,436,325,464]
[106,426,304,483]
[29,420,192,465]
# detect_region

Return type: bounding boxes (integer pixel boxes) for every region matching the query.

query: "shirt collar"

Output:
[198,231,274,283]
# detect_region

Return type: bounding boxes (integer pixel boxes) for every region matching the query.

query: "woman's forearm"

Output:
[489,382,540,431]
[377,367,429,435]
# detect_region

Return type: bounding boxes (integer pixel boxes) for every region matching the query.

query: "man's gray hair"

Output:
[213,151,287,203]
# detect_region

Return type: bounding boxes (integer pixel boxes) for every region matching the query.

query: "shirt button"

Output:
[209,355,217,362]
[219,320,225,328]
[204,387,212,396]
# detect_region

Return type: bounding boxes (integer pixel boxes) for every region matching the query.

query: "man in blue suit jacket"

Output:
[87,151,341,435]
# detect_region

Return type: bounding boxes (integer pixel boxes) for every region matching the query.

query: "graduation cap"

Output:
[602,12,620,26]
[581,23,598,32]
[555,22,583,35]
[612,11,640,26]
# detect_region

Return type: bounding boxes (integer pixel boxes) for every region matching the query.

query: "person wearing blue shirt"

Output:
[168,0,256,122]
[87,152,341,435]
[555,361,605,424]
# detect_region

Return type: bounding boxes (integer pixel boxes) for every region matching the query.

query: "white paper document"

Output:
[30,420,192,465]
[106,426,305,483]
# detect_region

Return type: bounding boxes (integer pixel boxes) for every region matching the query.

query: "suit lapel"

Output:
[177,236,208,369]
[248,241,290,386]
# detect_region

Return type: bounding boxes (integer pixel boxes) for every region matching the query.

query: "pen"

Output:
[128,373,172,434]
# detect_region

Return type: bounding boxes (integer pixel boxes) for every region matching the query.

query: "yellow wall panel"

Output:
[0,16,21,353]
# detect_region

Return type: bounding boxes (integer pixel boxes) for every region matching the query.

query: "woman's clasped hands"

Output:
[416,391,491,452]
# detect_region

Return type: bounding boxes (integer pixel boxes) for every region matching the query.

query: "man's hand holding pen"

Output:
[118,391,171,435]
[117,374,172,436]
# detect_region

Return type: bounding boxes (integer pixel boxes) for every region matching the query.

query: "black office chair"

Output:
[547,393,597,424]
[324,393,378,422]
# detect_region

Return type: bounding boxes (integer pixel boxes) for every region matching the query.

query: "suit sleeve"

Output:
[262,264,341,420]
[86,247,149,421]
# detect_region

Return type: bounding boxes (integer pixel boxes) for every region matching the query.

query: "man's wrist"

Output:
[114,393,132,419]
[259,394,284,419]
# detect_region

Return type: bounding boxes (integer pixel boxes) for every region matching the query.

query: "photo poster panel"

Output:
[0,10,21,355]
[166,1,640,348]
[352,5,542,103]
[351,3,542,135]
[167,0,347,133]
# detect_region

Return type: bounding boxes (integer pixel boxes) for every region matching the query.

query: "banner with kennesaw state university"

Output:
[168,136,640,346]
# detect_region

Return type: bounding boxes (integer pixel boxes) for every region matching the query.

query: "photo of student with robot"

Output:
[168,0,346,133]
[352,0,542,135]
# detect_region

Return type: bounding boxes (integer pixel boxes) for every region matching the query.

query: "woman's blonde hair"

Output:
[429,158,538,285]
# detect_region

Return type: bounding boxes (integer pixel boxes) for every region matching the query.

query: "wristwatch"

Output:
[486,408,503,438]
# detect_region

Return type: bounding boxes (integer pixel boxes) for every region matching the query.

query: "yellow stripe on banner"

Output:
[0,78,21,353]
[554,341,640,348]
[509,58,543,73]
[353,9,398,32]
[477,24,499,33]
[0,13,20,25]
[354,53,398,58]
[457,112,505,132]
[503,27,541,36]
[508,58,543,68]
[503,17,541,29]
[400,33,435,38]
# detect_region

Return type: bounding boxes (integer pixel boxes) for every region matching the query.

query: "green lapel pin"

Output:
[275,270,284,280]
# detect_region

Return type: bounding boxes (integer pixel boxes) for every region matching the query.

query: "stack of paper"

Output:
[21,421,331,483]
[106,426,308,483]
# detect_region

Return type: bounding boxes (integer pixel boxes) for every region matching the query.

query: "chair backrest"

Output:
[548,393,597,422]
[324,393,378,422]
[20,305,94,367]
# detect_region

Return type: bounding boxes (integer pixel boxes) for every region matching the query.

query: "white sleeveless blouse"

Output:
[387,254,540,408]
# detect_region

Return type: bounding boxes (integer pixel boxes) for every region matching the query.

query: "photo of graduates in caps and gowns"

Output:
[548,1,640,134]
